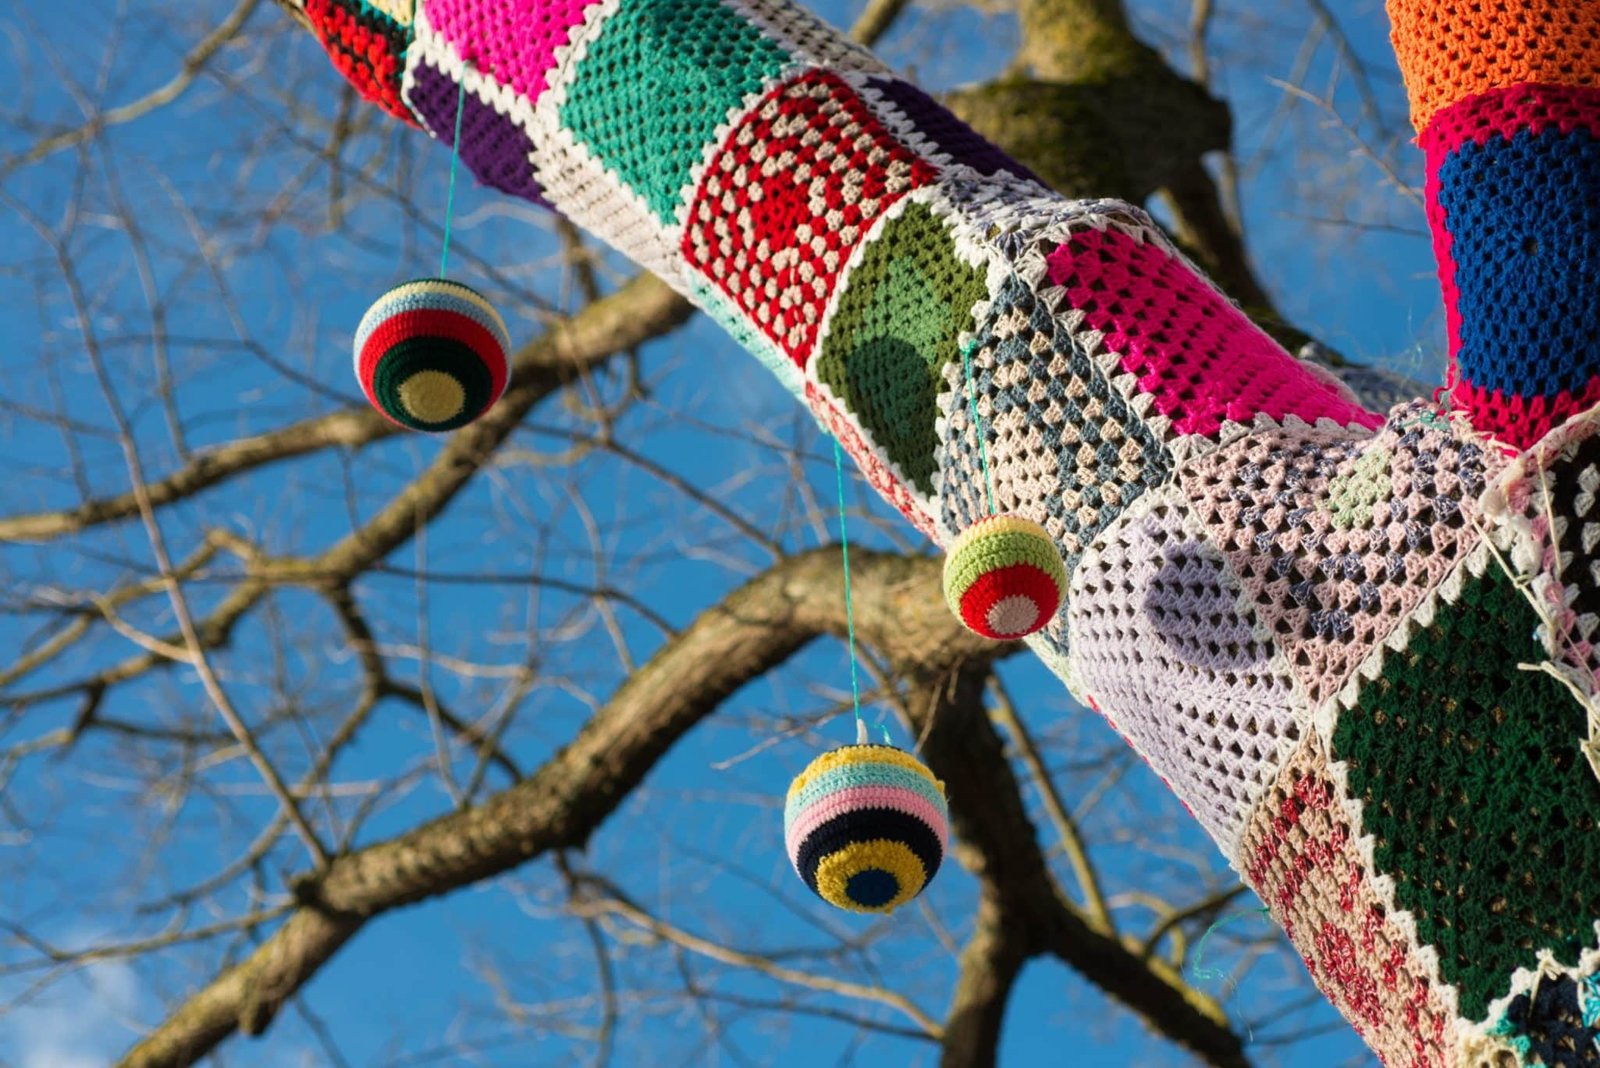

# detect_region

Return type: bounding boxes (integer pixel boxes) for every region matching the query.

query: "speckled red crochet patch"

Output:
[306,0,419,126]
[1242,741,1455,1067]
[684,70,935,368]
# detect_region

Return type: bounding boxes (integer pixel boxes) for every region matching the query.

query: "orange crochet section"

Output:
[1387,0,1600,131]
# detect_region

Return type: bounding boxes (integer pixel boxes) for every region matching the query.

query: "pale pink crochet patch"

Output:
[423,0,599,102]
[1044,228,1382,437]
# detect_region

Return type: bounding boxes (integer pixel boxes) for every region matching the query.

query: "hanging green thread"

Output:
[832,438,866,737]
[1190,907,1271,985]
[438,76,468,278]
[961,339,997,515]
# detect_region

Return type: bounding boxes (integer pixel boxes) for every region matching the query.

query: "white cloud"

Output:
[8,956,141,1068]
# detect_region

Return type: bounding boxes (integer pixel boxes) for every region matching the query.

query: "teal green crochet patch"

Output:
[560,0,789,222]
[815,202,987,493]
[1331,562,1600,1022]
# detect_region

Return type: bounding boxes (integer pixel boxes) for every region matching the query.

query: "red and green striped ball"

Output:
[354,279,510,431]
[942,514,1067,639]
[784,744,949,914]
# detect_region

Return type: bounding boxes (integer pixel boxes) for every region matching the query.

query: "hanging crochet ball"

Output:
[943,514,1067,640]
[354,279,511,432]
[784,744,949,914]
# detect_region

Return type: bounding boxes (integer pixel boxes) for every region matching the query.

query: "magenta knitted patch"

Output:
[423,0,599,102]
[1045,228,1381,437]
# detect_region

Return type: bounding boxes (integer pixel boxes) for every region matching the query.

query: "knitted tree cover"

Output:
[299,0,1600,1063]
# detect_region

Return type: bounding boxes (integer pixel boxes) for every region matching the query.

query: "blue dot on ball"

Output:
[846,868,900,908]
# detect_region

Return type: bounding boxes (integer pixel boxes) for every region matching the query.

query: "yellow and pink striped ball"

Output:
[784,744,949,914]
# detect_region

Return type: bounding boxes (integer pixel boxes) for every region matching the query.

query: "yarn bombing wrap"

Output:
[784,745,949,914]
[1390,0,1600,449]
[355,279,511,431]
[299,0,1600,1063]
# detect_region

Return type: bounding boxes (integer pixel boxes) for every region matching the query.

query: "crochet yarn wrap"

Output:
[302,0,1600,1063]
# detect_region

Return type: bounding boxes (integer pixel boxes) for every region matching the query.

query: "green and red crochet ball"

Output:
[355,279,510,432]
[943,515,1067,640]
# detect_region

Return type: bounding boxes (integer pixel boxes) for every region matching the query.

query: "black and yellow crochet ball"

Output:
[354,279,510,432]
[783,745,950,914]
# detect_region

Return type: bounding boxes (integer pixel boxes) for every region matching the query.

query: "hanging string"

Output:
[438,76,469,278]
[831,438,867,740]
[1190,907,1271,985]
[960,338,997,516]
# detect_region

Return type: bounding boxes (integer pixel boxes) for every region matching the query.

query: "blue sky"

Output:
[0,1,1438,1065]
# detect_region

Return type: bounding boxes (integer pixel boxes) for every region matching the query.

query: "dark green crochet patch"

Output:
[815,202,988,494]
[1331,562,1600,1021]
[560,0,789,222]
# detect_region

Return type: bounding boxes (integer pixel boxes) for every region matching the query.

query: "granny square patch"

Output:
[1239,740,1455,1065]
[814,200,987,494]
[1180,406,1491,707]
[305,0,419,126]
[684,69,935,367]
[403,54,549,205]
[423,0,602,103]
[938,273,1173,577]
[560,0,791,223]
[1331,559,1600,1022]
[1044,226,1381,438]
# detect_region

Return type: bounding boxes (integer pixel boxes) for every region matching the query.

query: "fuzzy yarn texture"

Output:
[354,279,511,431]
[301,0,1600,1061]
[784,745,949,914]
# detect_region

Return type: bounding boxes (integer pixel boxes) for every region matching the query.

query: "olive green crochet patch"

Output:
[815,202,988,493]
[1332,562,1600,1021]
[561,0,790,223]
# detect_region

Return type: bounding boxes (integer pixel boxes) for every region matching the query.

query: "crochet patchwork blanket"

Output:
[298,0,1600,1062]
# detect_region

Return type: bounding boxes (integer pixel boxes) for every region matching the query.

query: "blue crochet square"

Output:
[1437,127,1600,398]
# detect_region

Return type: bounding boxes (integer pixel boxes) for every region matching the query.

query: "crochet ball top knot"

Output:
[783,744,949,914]
[943,514,1067,640]
[354,279,511,432]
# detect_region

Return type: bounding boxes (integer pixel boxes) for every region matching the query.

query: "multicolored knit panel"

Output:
[298,0,1600,1062]
[1390,0,1600,450]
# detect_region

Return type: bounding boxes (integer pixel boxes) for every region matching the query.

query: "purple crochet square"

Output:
[407,60,549,208]
[866,77,1039,183]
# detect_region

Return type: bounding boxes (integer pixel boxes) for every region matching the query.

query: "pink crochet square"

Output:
[423,0,599,103]
[1044,228,1381,437]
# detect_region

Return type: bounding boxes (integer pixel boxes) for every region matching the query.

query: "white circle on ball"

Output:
[986,595,1040,637]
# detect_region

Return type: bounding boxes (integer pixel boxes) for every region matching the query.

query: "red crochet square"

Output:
[684,70,935,368]
[306,0,419,126]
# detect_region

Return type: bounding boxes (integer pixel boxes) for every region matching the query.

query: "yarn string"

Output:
[438,75,468,278]
[1190,907,1271,985]
[960,339,997,516]
[832,438,866,739]
[1582,973,1600,1028]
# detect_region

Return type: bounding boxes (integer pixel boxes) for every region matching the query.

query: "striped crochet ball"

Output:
[784,744,949,914]
[354,279,510,431]
[943,514,1067,639]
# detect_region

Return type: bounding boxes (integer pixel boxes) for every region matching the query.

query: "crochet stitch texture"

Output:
[303,0,1600,1062]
